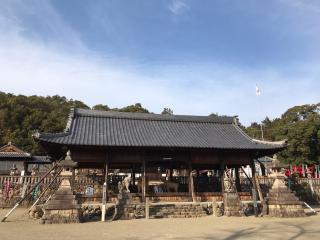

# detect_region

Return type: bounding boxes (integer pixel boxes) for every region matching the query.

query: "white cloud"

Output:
[280,0,320,13]
[1,31,319,126]
[168,0,189,15]
[0,0,319,127]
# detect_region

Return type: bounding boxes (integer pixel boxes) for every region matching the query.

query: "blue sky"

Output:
[0,0,319,125]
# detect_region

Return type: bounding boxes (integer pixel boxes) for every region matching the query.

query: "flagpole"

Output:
[260,122,264,140]
[256,84,264,140]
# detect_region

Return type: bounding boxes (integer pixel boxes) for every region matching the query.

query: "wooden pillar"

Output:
[105,163,109,197]
[188,160,196,202]
[102,154,109,222]
[251,160,258,217]
[131,166,136,188]
[71,168,75,193]
[235,167,241,192]
[23,162,28,174]
[220,162,225,193]
[142,157,146,203]
[195,168,200,192]
[169,167,173,181]
[252,160,267,215]
[259,162,266,176]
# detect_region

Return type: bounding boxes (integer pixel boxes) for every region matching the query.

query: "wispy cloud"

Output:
[280,0,320,13]
[0,0,319,126]
[0,0,85,52]
[2,29,319,126]
[168,0,189,15]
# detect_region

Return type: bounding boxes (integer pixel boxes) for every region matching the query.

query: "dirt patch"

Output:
[0,208,319,240]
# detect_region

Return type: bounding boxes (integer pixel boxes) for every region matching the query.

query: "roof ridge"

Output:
[74,108,235,124]
[0,143,30,155]
[33,131,69,140]
[252,139,287,146]
[65,108,75,132]
[232,122,257,143]
[233,123,287,147]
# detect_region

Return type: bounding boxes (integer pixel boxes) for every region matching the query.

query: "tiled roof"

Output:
[0,152,31,158]
[35,108,286,150]
[29,156,52,164]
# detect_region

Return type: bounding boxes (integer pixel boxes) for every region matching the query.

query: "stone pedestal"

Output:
[222,173,244,217]
[115,184,135,220]
[41,177,82,224]
[267,173,306,217]
[223,192,245,216]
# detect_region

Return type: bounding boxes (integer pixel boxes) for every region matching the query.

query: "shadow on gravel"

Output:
[123,220,320,240]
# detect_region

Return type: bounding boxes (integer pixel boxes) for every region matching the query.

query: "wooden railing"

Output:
[0,175,63,185]
[1,175,320,206]
[1,175,320,186]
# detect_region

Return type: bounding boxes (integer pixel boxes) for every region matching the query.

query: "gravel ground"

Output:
[0,208,319,240]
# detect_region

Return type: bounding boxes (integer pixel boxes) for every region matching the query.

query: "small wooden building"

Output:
[0,142,51,175]
[34,108,286,202]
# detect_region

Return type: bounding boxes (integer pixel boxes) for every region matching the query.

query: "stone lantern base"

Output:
[223,192,245,216]
[267,173,306,218]
[41,177,82,224]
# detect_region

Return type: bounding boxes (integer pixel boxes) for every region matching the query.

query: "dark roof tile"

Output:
[35,108,286,150]
[0,152,31,158]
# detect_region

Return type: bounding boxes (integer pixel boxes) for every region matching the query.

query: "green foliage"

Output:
[245,103,320,165]
[209,113,219,117]
[1,91,319,166]
[286,173,318,204]
[92,103,149,113]
[161,107,173,115]
[117,103,149,113]
[0,92,149,154]
[0,92,89,154]
[92,104,110,111]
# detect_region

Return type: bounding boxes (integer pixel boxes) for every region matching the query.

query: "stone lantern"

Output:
[41,150,82,224]
[31,164,39,176]
[266,158,306,217]
[9,164,19,176]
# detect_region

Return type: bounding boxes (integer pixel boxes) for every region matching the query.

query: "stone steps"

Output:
[149,204,209,219]
[52,194,76,200]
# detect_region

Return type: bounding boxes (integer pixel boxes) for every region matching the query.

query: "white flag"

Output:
[255,85,261,96]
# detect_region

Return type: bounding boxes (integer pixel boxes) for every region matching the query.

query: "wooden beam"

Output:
[188,160,196,202]
[251,160,258,217]
[256,159,266,176]
[169,167,173,181]
[240,167,254,186]
[142,156,146,203]
[131,165,136,187]
[71,168,75,193]
[103,153,109,204]
[23,162,28,174]
[102,153,109,222]
[220,161,225,193]
[1,163,59,222]
[235,167,241,192]
[252,160,267,215]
